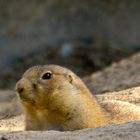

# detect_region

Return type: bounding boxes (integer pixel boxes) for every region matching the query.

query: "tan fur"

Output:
[15,65,140,131]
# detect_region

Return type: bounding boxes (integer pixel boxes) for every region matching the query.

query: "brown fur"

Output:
[16,65,140,131]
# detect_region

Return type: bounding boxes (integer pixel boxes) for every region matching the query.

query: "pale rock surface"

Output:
[84,52,140,94]
[0,121,140,140]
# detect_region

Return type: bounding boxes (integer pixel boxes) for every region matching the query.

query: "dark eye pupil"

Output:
[42,72,52,79]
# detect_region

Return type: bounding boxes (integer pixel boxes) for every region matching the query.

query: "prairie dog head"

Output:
[15,65,84,109]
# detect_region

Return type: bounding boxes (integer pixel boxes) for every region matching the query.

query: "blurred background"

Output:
[0,0,140,89]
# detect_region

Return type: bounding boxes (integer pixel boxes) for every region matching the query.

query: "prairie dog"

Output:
[16,65,140,131]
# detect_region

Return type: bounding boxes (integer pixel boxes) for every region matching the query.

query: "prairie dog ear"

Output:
[67,74,73,84]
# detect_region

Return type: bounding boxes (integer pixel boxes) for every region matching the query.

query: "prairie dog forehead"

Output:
[23,65,74,79]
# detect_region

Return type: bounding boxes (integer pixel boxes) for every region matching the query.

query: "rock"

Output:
[96,87,140,106]
[84,52,140,94]
[0,90,15,102]
[0,115,24,131]
[0,121,140,140]
[0,90,21,119]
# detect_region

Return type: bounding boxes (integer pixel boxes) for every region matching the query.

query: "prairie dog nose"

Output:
[16,78,37,94]
[16,81,24,94]
[16,78,26,95]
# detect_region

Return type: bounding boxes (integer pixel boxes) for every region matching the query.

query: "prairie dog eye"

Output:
[42,71,52,80]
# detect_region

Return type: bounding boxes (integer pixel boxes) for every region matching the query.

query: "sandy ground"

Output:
[0,120,140,140]
[0,52,140,139]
